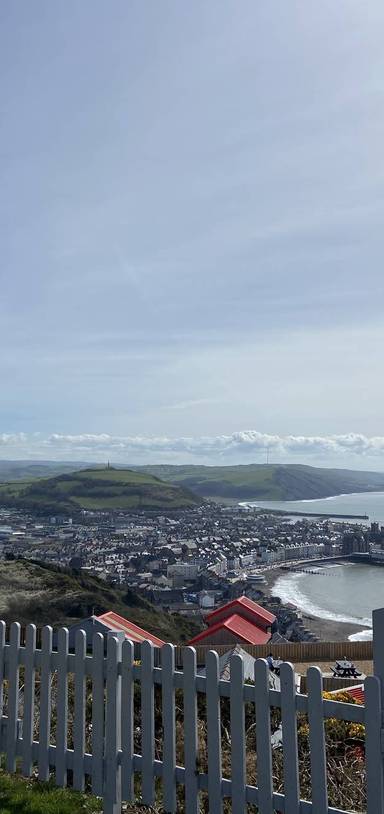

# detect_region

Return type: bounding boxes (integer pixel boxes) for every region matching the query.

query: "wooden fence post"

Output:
[104,632,123,814]
[73,629,86,791]
[162,643,177,812]
[22,623,37,777]
[183,647,199,814]
[230,652,246,814]
[92,632,105,797]
[367,608,384,811]
[206,650,223,814]
[141,640,155,805]
[307,666,328,813]
[38,625,53,782]
[0,620,5,741]
[280,662,300,813]
[56,627,69,788]
[7,622,20,773]
[121,639,134,802]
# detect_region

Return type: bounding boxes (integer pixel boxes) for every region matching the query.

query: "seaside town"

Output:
[1,502,383,644]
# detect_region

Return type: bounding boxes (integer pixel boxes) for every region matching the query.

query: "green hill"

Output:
[136,463,384,501]
[0,467,202,514]
[0,559,200,642]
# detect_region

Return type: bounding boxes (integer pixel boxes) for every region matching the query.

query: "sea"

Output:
[244,490,384,524]
[245,491,384,641]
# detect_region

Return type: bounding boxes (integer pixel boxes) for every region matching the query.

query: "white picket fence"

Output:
[1,609,384,814]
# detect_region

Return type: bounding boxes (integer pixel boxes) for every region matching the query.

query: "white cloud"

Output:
[1,429,384,467]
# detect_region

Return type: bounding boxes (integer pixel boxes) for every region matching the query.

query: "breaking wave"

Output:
[273,571,372,629]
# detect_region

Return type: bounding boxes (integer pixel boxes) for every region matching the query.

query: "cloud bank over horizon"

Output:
[1,430,384,469]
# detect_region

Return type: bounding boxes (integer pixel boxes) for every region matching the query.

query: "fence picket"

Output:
[372,607,384,806]
[0,614,382,814]
[183,647,199,814]
[230,652,246,813]
[307,666,328,813]
[73,630,86,791]
[91,632,105,796]
[121,639,134,801]
[38,625,53,781]
[365,674,384,813]
[280,662,300,813]
[105,634,122,814]
[56,627,69,787]
[254,658,274,813]
[141,640,155,805]
[162,643,177,812]
[206,649,223,814]
[7,622,20,773]
[0,620,5,734]
[22,623,36,777]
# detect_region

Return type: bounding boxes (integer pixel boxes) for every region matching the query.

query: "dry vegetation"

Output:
[2,669,366,814]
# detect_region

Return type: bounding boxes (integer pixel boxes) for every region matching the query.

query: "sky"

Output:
[1,1,384,467]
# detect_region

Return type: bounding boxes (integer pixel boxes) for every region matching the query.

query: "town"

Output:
[1,502,383,643]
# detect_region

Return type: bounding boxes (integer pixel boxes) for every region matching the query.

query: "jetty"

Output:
[255,508,369,520]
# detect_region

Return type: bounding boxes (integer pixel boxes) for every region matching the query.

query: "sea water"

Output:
[245,491,384,523]
[273,562,384,640]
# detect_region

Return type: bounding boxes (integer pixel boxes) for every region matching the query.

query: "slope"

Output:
[0,467,202,514]
[136,463,384,501]
[0,559,200,642]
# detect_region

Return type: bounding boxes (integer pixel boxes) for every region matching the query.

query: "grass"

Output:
[138,463,384,501]
[0,772,102,814]
[0,467,202,514]
[0,772,162,814]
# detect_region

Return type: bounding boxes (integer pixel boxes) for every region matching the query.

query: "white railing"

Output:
[1,609,384,814]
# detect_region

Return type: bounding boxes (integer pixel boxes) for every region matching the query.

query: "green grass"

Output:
[0,772,102,814]
[137,463,384,501]
[0,467,202,514]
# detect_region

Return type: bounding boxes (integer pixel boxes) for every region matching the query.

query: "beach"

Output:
[262,567,372,642]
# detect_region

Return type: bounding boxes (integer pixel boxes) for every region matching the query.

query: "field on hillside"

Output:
[0,467,202,514]
[138,463,384,501]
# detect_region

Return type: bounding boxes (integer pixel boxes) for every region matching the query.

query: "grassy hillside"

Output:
[136,463,384,501]
[0,467,202,514]
[0,559,200,642]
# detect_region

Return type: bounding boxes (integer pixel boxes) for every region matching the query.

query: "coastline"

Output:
[262,567,372,642]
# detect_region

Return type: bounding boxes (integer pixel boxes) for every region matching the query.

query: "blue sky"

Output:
[1,1,384,466]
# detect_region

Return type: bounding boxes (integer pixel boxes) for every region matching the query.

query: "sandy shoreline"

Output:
[262,567,372,642]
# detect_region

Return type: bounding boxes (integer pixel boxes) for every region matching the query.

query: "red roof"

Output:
[188,613,271,646]
[97,611,165,647]
[346,685,365,704]
[329,684,365,704]
[206,596,275,628]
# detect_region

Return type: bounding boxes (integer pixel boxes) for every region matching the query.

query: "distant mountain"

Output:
[0,559,200,642]
[0,460,90,482]
[0,467,202,514]
[136,463,384,501]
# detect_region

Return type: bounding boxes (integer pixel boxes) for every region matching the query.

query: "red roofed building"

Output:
[205,596,275,632]
[96,611,165,647]
[67,611,165,650]
[188,613,272,647]
[188,596,276,648]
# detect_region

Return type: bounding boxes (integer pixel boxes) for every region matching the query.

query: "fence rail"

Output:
[0,611,383,813]
[174,638,373,667]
